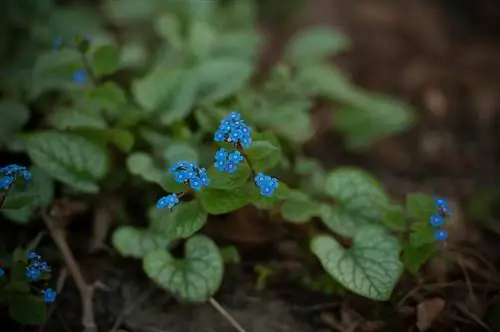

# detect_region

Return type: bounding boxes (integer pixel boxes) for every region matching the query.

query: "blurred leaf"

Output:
[120,41,148,68]
[85,81,127,112]
[104,0,166,25]
[105,128,134,153]
[152,201,207,240]
[188,21,216,60]
[311,226,402,301]
[158,173,186,193]
[126,152,163,183]
[0,100,29,145]
[48,7,103,39]
[197,183,254,215]
[112,226,170,259]
[285,26,350,64]
[406,193,435,223]
[1,193,40,211]
[321,168,389,237]
[295,63,358,101]
[402,243,436,275]
[47,108,107,130]
[207,163,250,190]
[245,141,280,172]
[159,70,198,125]
[410,222,436,248]
[8,293,47,325]
[382,204,406,231]
[281,193,320,223]
[219,245,241,264]
[91,44,120,77]
[155,13,183,50]
[2,167,54,223]
[211,31,261,60]
[334,94,417,150]
[468,188,500,221]
[30,49,84,99]
[195,58,253,103]
[143,235,223,303]
[23,131,109,193]
[163,141,198,165]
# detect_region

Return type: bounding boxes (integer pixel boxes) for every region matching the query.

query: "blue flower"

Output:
[27,251,40,260]
[0,164,31,182]
[42,288,57,303]
[0,176,14,190]
[228,151,243,164]
[73,69,87,84]
[199,168,210,187]
[157,194,179,209]
[189,177,202,191]
[174,172,188,184]
[225,162,237,173]
[434,196,450,215]
[0,268,5,277]
[25,266,41,281]
[52,36,63,50]
[215,148,228,161]
[429,214,444,227]
[434,229,448,241]
[214,160,227,172]
[254,173,279,197]
[214,112,252,149]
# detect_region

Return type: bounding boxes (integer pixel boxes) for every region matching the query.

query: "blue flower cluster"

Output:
[214,112,252,149]
[214,148,244,173]
[157,194,179,210]
[254,172,279,197]
[0,164,31,190]
[0,267,5,277]
[25,252,52,281]
[430,197,450,241]
[169,161,210,190]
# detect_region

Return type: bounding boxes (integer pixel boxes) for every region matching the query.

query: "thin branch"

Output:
[42,209,97,332]
[209,297,247,332]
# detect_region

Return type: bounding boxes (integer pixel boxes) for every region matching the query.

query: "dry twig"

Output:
[42,203,97,332]
[209,297,248,332]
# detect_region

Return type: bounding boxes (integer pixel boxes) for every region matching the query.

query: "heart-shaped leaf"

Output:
[143,235,223,303]
[311,226,403,301]
[197,183,254,215]
[150,200,207,240]
[245,140,280,172]
[112,226,170,258]
[8,293,48,325]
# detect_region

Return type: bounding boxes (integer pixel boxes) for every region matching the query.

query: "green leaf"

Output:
[85,81,127,112]
[251,181,292,209]
[46,108,107,130]
[188,21,216,60]
[158,70,198,125]
[207,163,250,190]
[143,235,224,303]
[155,13,183,50]
[151,200,207,240]
[91,44,120,77]
[195,58,253,103]
[1,193,40,211]
[211,31,261,60]
[8,293,47,325]
[29,49,88,99]
[245,141,280,172]
[105,128,134,153]
[334,94,416,150]
[197,183,254,215]
[281,193,320,223]
[219,245,241,264]
[4,281,30,293]
[112,226,170,258]
[410,222,436,248]
[133,66,183,112]
[0,100,30,145]
[402,243,436,275]
[126,152,163,183]
[382,205,406,231]
[322,168,389,237]
[163,140,198,165]
[311,226,403,301]
[23,131,108,193]
[158,173,187,193]
[406,193,435,223]
[285,26,350,64]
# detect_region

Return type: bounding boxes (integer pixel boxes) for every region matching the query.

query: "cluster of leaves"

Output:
[0,0,431,306]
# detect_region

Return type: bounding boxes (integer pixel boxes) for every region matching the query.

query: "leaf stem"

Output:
[209,297,248,332]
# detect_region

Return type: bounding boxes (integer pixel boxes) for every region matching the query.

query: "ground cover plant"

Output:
[2,0,496,331]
